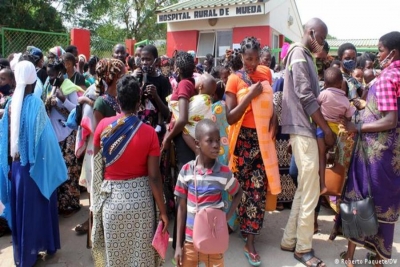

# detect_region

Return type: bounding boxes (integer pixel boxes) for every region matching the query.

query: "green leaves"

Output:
[59,0,178,41]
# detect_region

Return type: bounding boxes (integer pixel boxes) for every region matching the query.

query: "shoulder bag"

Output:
[192,166,229,254]
[339,134,379,239]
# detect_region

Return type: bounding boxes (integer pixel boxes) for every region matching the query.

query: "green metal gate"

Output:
[1,27,70,57]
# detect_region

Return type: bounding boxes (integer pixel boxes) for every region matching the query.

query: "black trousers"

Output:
[172,133,195,250]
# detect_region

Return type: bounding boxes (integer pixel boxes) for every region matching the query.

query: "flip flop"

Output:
[294,250,326,267]
[244,250,261,266]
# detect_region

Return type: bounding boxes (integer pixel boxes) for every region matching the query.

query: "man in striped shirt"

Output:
[174,119,242,267]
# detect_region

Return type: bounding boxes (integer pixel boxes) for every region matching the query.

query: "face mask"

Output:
[0,84,12,95]
[342,59,356,71]
[379,50,395,69]
[310,30,324,53]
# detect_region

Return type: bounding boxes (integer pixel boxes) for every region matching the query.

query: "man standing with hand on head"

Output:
[280,18,334,267]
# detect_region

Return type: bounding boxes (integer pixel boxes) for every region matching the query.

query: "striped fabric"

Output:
[376,60,400,111]
[174,159,240,242]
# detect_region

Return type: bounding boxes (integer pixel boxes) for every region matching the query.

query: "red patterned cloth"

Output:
[376,60,400,111]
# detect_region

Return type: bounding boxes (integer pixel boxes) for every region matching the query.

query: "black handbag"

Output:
[340,135,379,239]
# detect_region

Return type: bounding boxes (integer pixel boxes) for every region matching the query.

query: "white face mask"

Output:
[379,50,395,69]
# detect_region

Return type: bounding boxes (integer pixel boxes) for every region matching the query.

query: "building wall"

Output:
[166,30,199,56]
[162,0,304,56]
[267,0,303,43]
[233,26,271,47]
[167,14,269,32]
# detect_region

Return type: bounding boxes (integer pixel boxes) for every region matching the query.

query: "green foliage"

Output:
[0,0,65,32]
[60,0,177,41]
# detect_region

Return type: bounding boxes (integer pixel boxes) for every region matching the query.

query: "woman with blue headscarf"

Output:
[0,61,67,266]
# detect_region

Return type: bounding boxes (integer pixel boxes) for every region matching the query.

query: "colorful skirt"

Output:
[58,130,81,212]
[91,150,161,267]
[234,127,266,235]
[275,126,296,203]
[11,161,60,267]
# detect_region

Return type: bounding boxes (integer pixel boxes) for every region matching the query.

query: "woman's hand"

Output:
[55,89,66,103]
[248,82,263,99]
[160,213,169,233]
[161,136,171,152]
[340,115,357,133]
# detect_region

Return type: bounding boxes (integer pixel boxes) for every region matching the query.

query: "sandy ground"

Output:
[0,192,399,267]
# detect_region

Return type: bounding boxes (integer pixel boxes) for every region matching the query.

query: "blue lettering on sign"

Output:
[236,5,262,15]
[159,5,262,22]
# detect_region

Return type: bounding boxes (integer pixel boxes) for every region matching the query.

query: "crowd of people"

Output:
[0,16,399,267]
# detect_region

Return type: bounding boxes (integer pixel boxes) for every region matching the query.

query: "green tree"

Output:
[60,0,177,41]
[0,0,65,32]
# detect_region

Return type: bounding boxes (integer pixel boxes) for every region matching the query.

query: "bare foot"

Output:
[320,186,328,195]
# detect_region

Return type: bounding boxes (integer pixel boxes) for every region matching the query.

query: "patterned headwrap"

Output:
[78,54,87,63]
[95,58,125,96]
[26,46,43,58]
[49,46,65,59]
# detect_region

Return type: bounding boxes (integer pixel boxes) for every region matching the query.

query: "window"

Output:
[197,30,233,66]
[197,32,215,58]
[216,31,233,58]
[272,33,280,62]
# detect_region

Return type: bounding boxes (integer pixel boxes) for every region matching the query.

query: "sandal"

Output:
[276,203,285,211]
[244,250,261,266]
[280,245,295,252]
[294,250,326,267]
[75,220,89,235]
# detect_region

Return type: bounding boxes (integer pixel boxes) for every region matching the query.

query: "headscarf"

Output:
[26,46,43,58]
[280,42,290,60]
[49,46,65,60]
[10,61,37,158]
[95,58,125,96]
[26,46,43,66]
[79,54,87,63]
[10,53,22,71]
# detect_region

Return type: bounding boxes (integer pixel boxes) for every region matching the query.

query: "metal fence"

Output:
[90,36,122,59]
[1,27,70,58]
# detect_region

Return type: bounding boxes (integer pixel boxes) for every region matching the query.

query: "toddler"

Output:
[317,67,356,195]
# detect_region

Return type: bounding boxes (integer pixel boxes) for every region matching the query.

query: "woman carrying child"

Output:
[225,37,280,266]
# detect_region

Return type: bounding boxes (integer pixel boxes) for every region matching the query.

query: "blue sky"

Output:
[295,0,399,39]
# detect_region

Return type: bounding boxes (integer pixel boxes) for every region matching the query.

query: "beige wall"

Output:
[166,14,270,32]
